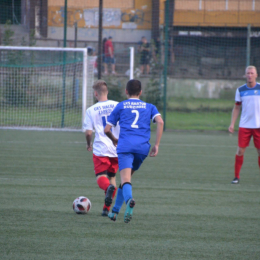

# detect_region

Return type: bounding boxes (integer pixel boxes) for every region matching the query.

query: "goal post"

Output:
[0,46,94,131]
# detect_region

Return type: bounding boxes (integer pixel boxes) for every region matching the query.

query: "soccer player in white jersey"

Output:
[229,66,260,184]
[104,79,164,223]
[83,80,120,216]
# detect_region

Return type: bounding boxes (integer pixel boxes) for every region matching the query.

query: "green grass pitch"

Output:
[0,130,260,260]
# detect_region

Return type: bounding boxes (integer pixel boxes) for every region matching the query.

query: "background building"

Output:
[0,0,260,79]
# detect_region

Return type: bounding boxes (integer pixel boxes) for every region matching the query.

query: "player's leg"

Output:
[116,153,134,223]
[232,128,251,184]
[232,146,246,184]
[94,155,111,190]
[121,167,133,202]
[96,172,114,216]
[108,183,124,221]
[121,168,135,224]
[108,170,135,221]
[120,153,147,223]
[93,154,115,214]
[104,157,118,207]
[102,175,117,216]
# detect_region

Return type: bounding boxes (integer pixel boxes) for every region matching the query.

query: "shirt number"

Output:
[131,110,139,128]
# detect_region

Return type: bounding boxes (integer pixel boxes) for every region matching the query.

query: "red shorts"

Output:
[238,127,260,148]
[93,154,118,175]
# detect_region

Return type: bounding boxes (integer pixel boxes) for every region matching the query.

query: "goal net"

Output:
[0,46,94,131]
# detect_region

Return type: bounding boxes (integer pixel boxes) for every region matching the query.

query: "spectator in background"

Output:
[104,36,116,75]
[153,36,161,63]
[102,37,107,68]
[138,36,150,75]
[86,46,98,74]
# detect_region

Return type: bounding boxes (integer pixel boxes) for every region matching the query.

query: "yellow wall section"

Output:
[167,0,260,26]
[48,0,134,9]
[48,0,260,28]
[48,0,151,29]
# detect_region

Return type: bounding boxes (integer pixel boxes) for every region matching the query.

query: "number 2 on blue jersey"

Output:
[131,110,139,128]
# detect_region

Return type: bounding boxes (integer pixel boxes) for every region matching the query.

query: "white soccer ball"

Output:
[73,196,92,214]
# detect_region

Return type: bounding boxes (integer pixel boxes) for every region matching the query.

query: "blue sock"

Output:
[112,187,124,213]
[122,183,132,204]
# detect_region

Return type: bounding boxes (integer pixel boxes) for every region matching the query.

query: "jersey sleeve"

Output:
[235,88,241,103]
[82,109,93,131]
[107,103,120,126]
[150,104,161,123]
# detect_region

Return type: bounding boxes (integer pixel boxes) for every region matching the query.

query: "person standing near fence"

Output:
[138,36,150,75]
[228,66,260,184]
[104,36,116,75]
[83,80,119,215]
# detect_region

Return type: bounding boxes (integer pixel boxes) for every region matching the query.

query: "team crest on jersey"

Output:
[254,90,258,94]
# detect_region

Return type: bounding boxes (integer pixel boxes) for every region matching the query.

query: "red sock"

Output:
[235,155,243,179]
[258,156,260,169]
[97,176,110,191]
[103,187,117,211]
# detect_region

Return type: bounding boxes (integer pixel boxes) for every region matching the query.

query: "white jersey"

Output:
[83,100,120,157]
[235,83,260,128]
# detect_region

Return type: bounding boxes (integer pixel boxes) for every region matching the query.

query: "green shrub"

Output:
[107,79,124,102]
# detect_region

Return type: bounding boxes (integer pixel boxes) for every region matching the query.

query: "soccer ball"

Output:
[73,196,92,214]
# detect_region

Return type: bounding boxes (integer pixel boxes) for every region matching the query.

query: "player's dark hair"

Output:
[93,80,108,95]
[126,79,141,96]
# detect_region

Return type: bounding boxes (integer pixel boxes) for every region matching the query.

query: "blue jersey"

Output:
[107,99,161,156]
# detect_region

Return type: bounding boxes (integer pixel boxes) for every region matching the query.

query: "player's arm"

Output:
[85,130,93,151]
[104,124,118,147]
[228,103,241,133]
[150,115,164,157]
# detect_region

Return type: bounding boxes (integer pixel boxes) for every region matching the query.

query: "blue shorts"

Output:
[118,153,147,171]
[105,57,115,64]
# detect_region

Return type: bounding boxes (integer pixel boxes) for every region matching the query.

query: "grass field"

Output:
[1,130,260,260]
[0,98,236,131]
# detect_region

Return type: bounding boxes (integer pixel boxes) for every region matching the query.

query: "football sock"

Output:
[235,155,243,179]
[122,182,132,204]
[103,187,117,211]
[112,185,124,213]
[97,176,110,191]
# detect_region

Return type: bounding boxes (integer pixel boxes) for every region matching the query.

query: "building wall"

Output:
[48,0,152,30]
[46,0,260,41]
[47,0,153,42]
[173,0,260,26]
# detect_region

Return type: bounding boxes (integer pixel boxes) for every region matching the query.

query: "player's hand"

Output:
[112,139,118,147]
[150,145,158,157]
[86,143,92,151]
[228,125,234,133]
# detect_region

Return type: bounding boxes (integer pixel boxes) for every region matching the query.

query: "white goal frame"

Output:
[0,46,89,131]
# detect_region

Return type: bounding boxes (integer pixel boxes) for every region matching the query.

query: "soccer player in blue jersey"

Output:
[104,79,164,223]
